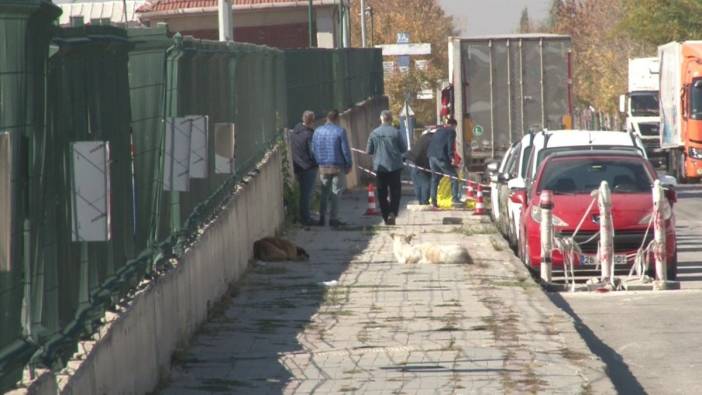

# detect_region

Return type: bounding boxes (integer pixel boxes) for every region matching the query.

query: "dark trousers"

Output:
[376,169,402,220]
[295,167,317,223]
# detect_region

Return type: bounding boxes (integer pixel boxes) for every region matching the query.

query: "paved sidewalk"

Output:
[159,190,614,394]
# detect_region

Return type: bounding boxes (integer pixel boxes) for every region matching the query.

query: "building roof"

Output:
[137,0,338,13]
[59,1,147,25]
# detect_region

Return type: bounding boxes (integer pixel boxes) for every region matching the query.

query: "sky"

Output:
[438,0,552,35]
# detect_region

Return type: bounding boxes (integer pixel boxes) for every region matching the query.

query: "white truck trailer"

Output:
[619,57,662,163]
[447,34,573,169]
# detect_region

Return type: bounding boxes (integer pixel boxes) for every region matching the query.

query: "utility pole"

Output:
[218,0,233,41]
[367,6,374,46]
[360,0,367,47]
[308,0,314,47]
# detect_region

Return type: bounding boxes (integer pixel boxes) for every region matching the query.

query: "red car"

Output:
[513,150,678,279]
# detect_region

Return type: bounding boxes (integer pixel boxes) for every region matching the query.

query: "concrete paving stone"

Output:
[157,189,614,394]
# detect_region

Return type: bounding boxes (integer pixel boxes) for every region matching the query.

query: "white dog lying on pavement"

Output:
[390,233,472,265]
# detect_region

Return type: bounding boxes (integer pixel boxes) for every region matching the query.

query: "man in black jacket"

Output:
[405,128,434,204]
[290,111,318,225]
[427,118,461,207]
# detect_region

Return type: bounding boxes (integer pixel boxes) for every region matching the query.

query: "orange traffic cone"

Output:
[466,180,475,201]
[365,183,380,216]
[473,183,486,216]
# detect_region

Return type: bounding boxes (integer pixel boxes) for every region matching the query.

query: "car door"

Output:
[490,144,517,222]
[508,140,534,247]
[498,144,521,236]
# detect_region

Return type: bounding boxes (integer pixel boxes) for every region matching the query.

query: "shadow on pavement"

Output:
[546,292,647,395]
[160,195,380,394]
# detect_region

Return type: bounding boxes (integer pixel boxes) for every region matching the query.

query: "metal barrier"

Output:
[540,191,554,283]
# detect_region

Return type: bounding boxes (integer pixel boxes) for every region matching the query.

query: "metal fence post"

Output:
[598,181,614,284]
[540,190,554,283]
[652,180,667,282]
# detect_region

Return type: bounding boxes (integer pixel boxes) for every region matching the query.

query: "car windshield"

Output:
[630,92,659,117]
[538,158,653,194]
[533,146,641,177]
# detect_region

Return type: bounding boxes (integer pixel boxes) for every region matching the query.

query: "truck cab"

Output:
[619,58,662,166]
[659,41,702,181]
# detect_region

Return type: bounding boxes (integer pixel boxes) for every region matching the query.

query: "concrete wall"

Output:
[341,96,389,190]
[13,148,284,395]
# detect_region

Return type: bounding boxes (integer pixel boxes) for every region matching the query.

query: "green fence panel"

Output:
[163,36,287,231]
[127,26,171,251]
[283,47,383,128]
[34,25,135,367]
[0,0,60,390]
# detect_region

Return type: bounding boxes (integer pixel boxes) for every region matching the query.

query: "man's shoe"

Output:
[452,201,464,208]
[329,219,347,227]
[386,214,396,226]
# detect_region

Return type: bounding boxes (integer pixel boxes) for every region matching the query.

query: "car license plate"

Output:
[579,255,628,265]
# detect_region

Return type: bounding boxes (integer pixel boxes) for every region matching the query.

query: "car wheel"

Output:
[508,222,517,251]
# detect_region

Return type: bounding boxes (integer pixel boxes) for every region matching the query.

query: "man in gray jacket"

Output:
[366,110,407,225]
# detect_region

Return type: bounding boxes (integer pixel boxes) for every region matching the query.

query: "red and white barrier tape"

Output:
[356,165,414,186]
[351,147,490,188]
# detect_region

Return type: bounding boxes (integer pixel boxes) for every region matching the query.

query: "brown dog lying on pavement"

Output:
[253,237,309,261]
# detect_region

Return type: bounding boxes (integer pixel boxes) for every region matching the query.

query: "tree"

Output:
[547,0,652,114]
[622,0,702,45]
[519,7,531,33]
[349,0,457,125]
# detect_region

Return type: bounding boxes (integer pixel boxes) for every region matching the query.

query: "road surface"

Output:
[554,184,702,394]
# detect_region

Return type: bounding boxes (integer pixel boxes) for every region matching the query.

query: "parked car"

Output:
[489,133,536,248]
[488,142,517,225]
[524,130,648,182]
[515,150,678,279]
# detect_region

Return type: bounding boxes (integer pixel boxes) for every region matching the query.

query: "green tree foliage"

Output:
[622,0,702,45]
[548,0,652,113]
[349,0,457,125]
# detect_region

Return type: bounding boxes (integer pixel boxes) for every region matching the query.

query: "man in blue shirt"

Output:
[311,110,353,227]
[366,110,407,225]
[427,118,461,207]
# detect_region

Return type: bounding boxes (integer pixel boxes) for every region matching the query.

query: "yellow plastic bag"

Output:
[437,177,454,209]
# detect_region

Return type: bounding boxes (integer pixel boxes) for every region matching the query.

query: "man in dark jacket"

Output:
[290,111,318,225]
[427,118,461,207]
[405,128,434,205]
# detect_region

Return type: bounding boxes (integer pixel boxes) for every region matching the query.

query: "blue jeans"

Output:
[319,173,345,221]
[412,167,431,204]
[296,168,317,223]
[430,157,461,205]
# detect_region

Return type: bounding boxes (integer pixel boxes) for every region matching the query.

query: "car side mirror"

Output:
[510,188,526,205]
[498,173,510,183]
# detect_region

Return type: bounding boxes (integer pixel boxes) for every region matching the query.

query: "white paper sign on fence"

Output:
[215,123,236,174]
[164,117,192,191]
[70,141,111,242]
